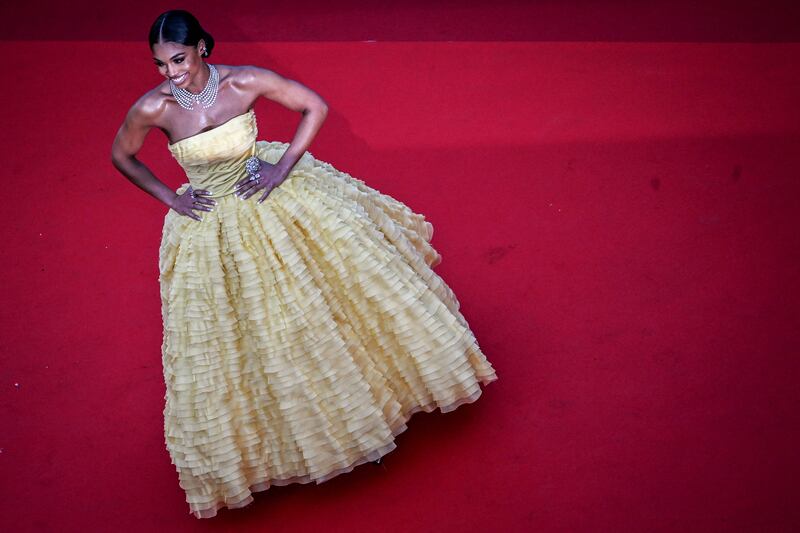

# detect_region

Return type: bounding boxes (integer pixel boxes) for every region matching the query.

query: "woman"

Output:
[111,9,498,519]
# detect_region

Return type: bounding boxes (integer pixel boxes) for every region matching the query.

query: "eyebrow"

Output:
[153,52,186,62]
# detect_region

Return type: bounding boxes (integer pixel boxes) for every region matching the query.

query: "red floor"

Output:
[1,21,799,533]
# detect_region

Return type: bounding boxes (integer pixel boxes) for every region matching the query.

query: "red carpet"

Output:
[1,10,799,533]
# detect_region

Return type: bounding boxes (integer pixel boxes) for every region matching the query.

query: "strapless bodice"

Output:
[167,109,258,198]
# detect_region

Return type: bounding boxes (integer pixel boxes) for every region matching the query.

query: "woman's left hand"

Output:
[234,158,289,203]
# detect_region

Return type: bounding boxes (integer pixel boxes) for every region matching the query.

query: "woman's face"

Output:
[151,40,206,88]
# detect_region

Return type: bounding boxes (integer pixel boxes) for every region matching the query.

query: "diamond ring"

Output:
[245,156,262,175]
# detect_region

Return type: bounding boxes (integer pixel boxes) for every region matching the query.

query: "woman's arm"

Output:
[111,99,214,220]
[110,101,182,209]
[240,66,329,174]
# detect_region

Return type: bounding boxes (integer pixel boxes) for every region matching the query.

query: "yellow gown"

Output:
[158,108,499,518]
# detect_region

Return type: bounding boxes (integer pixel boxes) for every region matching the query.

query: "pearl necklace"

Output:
[169,64,219,111]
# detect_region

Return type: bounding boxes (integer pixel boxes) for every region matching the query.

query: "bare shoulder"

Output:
[224,64,288,92]
[127,82,171,128]
[112,83,170,156]
[220,64,326,111]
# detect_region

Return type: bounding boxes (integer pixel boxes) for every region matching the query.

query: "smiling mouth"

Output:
[171,72,188,84]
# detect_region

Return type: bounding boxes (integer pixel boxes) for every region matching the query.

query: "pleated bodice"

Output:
[167,109,258,198]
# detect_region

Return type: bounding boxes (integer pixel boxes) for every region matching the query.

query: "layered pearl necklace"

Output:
[170,64,219,110]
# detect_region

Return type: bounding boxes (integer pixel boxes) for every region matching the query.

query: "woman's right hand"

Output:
[170,186,217,221]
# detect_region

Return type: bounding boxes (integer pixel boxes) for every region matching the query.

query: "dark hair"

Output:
[148,10,215,58]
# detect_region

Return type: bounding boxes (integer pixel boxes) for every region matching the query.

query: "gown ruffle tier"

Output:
[158,108,499,518]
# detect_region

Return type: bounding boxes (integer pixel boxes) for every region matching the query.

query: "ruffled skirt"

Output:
[158,140,499,518]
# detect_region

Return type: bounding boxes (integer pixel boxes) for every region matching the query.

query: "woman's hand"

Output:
[170,186,216,221]
[234,158,289,203]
